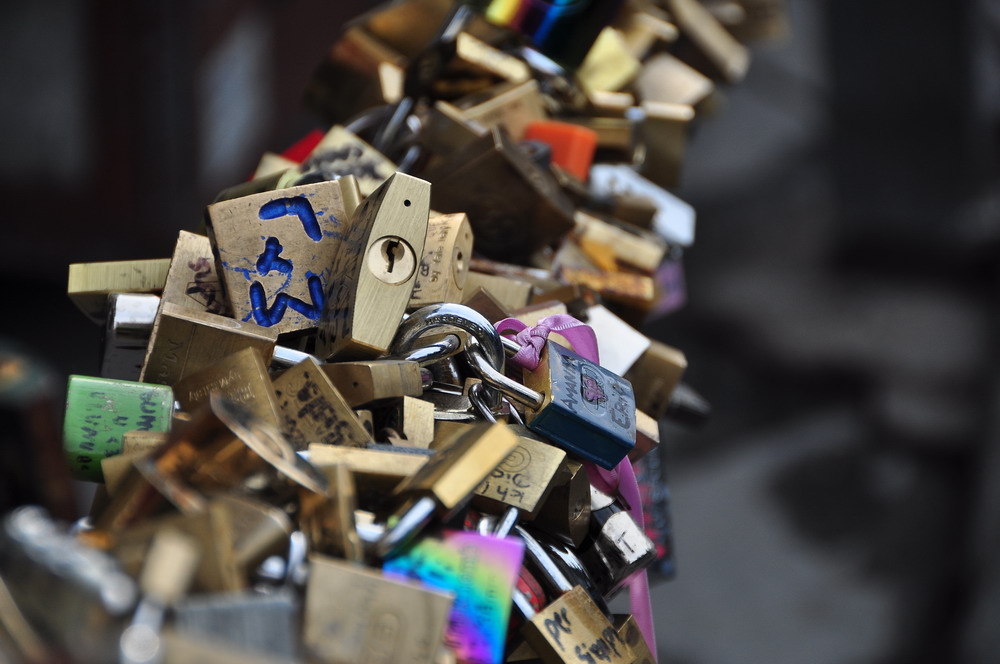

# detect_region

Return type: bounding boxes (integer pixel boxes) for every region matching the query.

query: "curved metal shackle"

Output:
[390,303,506,373]
[382,333,463,366]
[465,337,544,410]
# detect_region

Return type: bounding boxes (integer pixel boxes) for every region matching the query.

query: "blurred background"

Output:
[0,0,998,662]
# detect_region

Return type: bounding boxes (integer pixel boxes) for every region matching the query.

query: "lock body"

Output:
[173,347,282,427]
[63,375,174,482]
[522,342,636,470]
[521,586,634,664]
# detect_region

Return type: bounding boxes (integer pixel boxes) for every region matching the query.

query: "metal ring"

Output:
[390,303,505,372]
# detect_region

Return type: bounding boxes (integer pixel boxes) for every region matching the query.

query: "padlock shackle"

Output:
[391,303,505,372]
[514,525,574,594]
[383,333,463,366]
[466,341,545,410]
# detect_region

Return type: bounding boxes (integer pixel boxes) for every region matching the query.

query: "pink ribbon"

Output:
[494,315,658,662]
[495,314,600,371]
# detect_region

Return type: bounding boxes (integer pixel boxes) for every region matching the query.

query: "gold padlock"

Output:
[173,346,282,427]
[624,340,687,419]
[321,359,425,407]
[159,230,229,316]
[67,258,170,323]
[207,179,354,335]
[299,463,364,563]
[518,586,635,664]
[304,554,454,664]
[409,212,474,308]
[272,356,372,450]
[531,459,592,548]
[318,173,430,359]
[140,303,278,386]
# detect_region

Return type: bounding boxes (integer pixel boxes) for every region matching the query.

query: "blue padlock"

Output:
[466,337,636,469]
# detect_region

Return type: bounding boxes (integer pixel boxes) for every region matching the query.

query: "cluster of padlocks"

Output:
[0,0,783,662]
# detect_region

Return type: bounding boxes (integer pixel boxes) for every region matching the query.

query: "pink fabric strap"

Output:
[494,315,658,662]
[495,314,600,370]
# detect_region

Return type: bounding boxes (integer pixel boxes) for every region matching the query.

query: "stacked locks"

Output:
[3,0,785,662]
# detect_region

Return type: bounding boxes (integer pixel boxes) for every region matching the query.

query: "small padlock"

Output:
[272,356,372,450]
[577,487,657,599]
[159,230,229,316]
[173,346,282,427]
[466,336,636,470]
[63,375,174,482]
[102,293,160,380]
[68,258,170,324]
[320,358,428,407]
[304,554,453,664]
[173,589,299,660]
[512,586,634,664]
[467,382,567,537]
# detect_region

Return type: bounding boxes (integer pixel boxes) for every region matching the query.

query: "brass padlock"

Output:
[304,554,453,664]
[374,421,518,558]
[301,125,398,196]
[140,303,278,386]
[173,346,282,427]
[613,614,655,664]
[663,0,750,82]
[68,258,170,323]
[623,340,687,420]
[160,230,229,316]
[454,79,547,141]
[421,127,575,263]
[467,382,567,537]
[318,172,431,359]
[299,463,364,563]
[320,358,426,407]
[272,356,372,450]
[514,586,634,664]
[207,179,354,335]
[409,212,474,308]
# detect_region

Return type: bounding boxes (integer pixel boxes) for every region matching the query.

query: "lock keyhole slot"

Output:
[366,236,416,285]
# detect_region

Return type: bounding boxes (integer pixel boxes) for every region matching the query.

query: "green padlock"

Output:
[63,375,174,482]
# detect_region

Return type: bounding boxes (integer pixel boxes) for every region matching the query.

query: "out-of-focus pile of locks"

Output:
[0,0,785,661]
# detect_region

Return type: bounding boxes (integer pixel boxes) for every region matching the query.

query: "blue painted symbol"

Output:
[256,237,293,276]
[249,274,325,326]
[258,196,323,241]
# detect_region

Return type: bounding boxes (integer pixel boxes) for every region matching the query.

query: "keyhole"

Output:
[366,236,416,285]
[382,239,403,273]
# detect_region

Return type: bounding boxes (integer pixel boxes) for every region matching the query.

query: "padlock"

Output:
[577,487,657,598]
[622,340,687,420]
[557,266,655,310]
[663,0,750,83]
[576,27,641,94]
[63,375,174,482]
[382,395,437,448]
[574,211,668,276]
[453,31,531,85]
[173,589,299,660]
[207,178,356,335]
[119,527,201,664]
[381,530,525,664]
[173,346,282,427]
[101,293,161,380]
[321,358,427,407]
[271,356,372,450]
[465,270,534,312]
[317,172,431,359]
[304,554,453,664]
[466,336,636,470]
[612,615,655,664]
[636,101,693,190]
[637,52,715,110]
[159,230,230,316]
[0,506,138,663]
[629,409,660,463]
[409,212,475,308]
[467,382,567,537]
[420,127,575,263]
[307,443,428,510]
[514,525,610,619]
[139,303,279,386]
[68,258,170,324]
[453,79,547,142]
[512,586,634,664]
[301,125,397,196]
[529,457,592,548]
[613,5,679,60]
[374,421,518,558]
[299,462,365,563]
